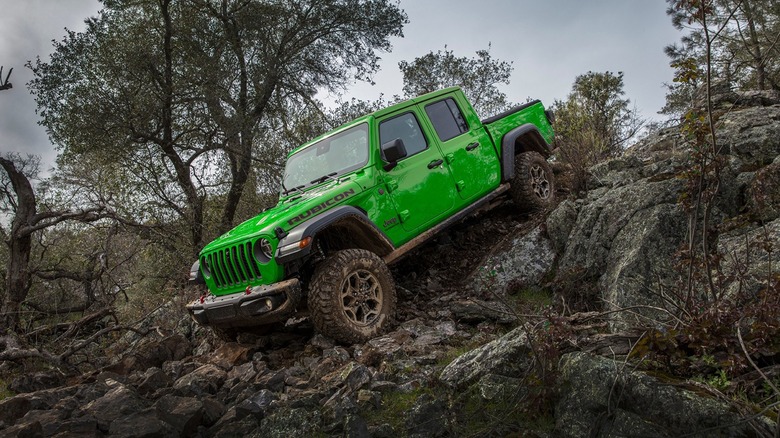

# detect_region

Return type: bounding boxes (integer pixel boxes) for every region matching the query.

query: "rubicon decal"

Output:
[287,189,356,226]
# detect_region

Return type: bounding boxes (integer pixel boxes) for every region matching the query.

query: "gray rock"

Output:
[747,161,780,221]
[556,172,686,328]
[404,393,447,438]
[546,199,578,254]
[468,225,556,293]
[554,352,776,437]
[17,409,65,437]
[0,386,79,427]
[719,105,780,166]
[9,371,66,394]
[600,202,688,330]
[258,407,322,438]
[476,373,526,401]
[439,326,531,389]
[718,217,780,296]
[153,395,203,436]
[235,389,277,420]
[108,408,173,438]
[137,367,172,396]
[82,384,149,432]
[173,364,226,396]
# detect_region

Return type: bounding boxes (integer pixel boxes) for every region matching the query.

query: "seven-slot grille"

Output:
[201,241,262,288]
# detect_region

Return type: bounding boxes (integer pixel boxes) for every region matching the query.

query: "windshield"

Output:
[281,123,369,193]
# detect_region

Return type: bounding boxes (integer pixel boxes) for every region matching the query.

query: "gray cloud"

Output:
[0,0,101,173]
[1,0,681,177]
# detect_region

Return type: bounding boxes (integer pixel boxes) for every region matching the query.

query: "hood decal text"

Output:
[287,188,356,226]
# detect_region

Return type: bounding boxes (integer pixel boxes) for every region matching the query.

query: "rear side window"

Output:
[425,98,469,142]
[379,112,428,158]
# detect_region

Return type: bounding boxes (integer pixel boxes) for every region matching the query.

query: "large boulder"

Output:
[555,352,775,437]
[467,225,556,294]
[553,102,780,330]
[439,326,532,389]
[719,104,780,166]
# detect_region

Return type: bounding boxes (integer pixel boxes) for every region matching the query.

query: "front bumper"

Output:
[186,278,302,328]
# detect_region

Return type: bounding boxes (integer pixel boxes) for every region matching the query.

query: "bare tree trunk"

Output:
[0,157,36,333]
[159,0,204,255]
[742,1,767,90]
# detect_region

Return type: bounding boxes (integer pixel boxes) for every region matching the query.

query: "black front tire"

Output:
[510,151,555,213]
[308,249,396,344]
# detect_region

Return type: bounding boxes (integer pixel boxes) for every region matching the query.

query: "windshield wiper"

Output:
[282,184,305,196]
[310,172,338,185]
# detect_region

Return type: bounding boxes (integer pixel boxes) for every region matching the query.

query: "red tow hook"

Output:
[245,286,252,295]
[199,294,206,304]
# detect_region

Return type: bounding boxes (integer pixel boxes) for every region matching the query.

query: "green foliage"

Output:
[398,45,513,117]
[28,0,407,252]
[663,0,780,117]
[551,71,643,195]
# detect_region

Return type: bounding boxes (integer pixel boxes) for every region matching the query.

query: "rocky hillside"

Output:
[1,91,779,437]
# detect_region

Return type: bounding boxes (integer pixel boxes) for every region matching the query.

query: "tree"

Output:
[398,45,513,116]
[29,0,407,255]
[551,71,643,194]
[0,154,109,333]
[662,0,780,117]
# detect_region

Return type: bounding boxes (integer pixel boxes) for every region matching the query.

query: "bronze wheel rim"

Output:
[340,269,383,326]
[530,165,551,200]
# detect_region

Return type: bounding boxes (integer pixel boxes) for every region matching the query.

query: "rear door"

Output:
[378,110,457,235]
[422,96,500,201]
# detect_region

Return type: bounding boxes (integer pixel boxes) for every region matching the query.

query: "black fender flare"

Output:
[275,206,394,264]
[501,123,552,182]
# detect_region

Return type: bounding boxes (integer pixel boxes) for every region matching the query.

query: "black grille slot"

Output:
[203,242,263,288]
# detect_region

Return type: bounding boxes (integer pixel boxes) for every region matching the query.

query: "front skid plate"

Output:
[186,278,302,328]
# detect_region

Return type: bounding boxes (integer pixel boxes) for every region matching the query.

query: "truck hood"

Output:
[203,180,363,251]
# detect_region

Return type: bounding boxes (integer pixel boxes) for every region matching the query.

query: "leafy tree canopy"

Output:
[398,45,513,117]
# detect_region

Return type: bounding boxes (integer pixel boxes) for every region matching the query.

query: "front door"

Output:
[378,110,456,235]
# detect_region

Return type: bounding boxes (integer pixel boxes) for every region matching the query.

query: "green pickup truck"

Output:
[187,87,555,343]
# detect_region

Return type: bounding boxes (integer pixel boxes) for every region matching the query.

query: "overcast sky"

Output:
[0,0,681,173]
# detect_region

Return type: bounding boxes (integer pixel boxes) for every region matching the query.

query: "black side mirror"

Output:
[381,138,407,171]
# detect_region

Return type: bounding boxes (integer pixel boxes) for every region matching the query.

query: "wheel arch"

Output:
[501,123,553,182]
[276,206,394,266]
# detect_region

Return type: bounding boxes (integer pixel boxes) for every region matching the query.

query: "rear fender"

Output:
[501,124,552,181]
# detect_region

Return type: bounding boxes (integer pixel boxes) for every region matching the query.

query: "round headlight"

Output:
[254,238,274,262]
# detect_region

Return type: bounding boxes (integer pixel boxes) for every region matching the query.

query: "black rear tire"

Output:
[510,151,555,213]
[308,249,396,344]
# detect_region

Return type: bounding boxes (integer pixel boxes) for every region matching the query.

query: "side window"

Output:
[425,98,469,142]
[379,112,428,159]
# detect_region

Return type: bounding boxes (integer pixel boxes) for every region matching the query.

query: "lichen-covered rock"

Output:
[719,105,780,166]
[718,217,780,296]
[468,225,555,293]
[258,407,322,438]
[405,393,447,438]
[747,161,780,221]
[555,172,687,328]
[555,352,775,437]
[439,326,531,389]
[546,199,578,254]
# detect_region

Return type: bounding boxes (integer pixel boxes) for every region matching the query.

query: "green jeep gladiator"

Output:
[187,87,555,343]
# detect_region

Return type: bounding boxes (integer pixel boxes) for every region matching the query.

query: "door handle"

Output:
[427,159,444,169]
[466,142,480,151]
